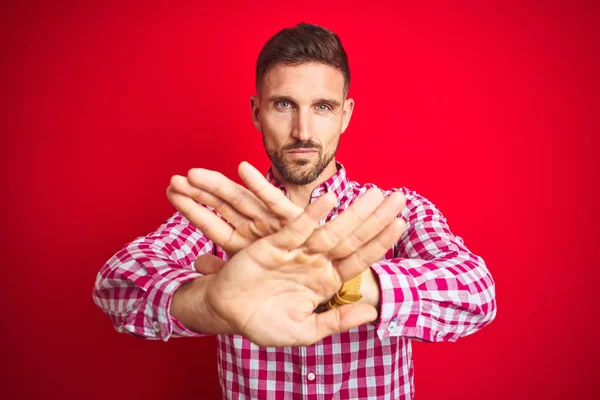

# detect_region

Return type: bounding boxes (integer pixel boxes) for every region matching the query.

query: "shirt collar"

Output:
[266,161,349,203]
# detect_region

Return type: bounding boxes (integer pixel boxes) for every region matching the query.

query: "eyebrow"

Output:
[267,95,342,109]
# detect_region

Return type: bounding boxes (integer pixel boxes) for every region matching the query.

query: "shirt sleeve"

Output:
[92,212,220,341]
[370,188,497,342]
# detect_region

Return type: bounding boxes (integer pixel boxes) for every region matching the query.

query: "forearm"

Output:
[93,212,215,340]
[372,254,496,342]
[170,274,237,335]
[371,188,497,342]
[93,248,205,339]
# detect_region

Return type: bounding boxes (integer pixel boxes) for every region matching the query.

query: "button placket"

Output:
[299,345,308,396]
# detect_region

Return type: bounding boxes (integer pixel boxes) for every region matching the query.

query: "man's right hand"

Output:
[167,162,303,257]
[174,188,405,347]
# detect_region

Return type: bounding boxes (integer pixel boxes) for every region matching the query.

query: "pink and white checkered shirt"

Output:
[93,162,496,399]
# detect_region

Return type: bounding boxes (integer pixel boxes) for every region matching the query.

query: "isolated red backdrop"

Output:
[1,1,598,399]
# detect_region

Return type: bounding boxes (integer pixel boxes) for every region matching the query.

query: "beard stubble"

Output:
[263,134,340,185]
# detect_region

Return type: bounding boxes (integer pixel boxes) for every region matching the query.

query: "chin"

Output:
[291,159,312,167]
[283,163,320,185]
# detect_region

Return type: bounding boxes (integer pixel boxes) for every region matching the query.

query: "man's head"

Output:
[250,23,355,186]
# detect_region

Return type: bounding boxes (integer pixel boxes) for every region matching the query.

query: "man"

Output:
[93,23,496,399]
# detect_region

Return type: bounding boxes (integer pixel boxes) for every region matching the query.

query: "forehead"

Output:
[261,62,345,100]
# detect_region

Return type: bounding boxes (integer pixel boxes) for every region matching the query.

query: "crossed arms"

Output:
[93,162,496,346]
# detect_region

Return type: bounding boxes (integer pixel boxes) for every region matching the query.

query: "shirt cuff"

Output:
[146,268,206,340]
[370,260,421,341]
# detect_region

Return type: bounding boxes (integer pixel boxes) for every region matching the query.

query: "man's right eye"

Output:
[276,101,293,108]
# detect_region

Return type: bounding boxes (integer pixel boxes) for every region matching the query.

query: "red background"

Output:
[2,1,599,399]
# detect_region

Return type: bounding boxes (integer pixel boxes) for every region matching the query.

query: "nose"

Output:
[291,107,312,142]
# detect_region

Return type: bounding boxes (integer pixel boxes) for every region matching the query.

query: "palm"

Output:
[207,239,341,346]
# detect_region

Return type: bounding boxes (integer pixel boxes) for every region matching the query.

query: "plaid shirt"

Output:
[93,162,496,399]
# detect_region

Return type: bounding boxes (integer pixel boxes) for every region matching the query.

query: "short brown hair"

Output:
[255,23,350,96]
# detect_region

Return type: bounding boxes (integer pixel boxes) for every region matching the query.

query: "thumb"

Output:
[194,254,226,275]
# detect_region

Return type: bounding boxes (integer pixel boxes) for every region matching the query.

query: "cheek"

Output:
[314,116,341,144]
[262,114,291,144]
[267,112,293,129]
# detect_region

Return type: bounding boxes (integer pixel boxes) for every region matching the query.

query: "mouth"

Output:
[285,149,318,160]
[285,149,318,154]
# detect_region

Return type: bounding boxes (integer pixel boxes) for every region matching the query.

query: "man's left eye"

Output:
[317,104,331,111]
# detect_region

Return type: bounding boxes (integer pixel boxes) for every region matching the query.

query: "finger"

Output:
[308,303,378,343]
[193,254,226,275]
[166,188,237,248]
[187,168,271,222]
[270,192,337,250]
[170,175,250,229]
[327,191,406,260]
[303,188,384,254]
[334,218,406,282]
[238,161,303,220]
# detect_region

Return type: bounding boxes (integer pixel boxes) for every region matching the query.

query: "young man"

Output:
[93,23,496,399]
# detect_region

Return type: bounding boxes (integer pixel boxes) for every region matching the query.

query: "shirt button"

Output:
[436,332,444,339]
[307,372,316,381]
[153,320,160,333]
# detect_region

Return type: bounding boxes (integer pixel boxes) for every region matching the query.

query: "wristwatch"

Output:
[325,274,363,310]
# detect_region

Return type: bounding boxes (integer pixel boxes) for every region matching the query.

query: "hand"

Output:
[167,162,302,256]
[200,188,406,347]
[171,161,407,312]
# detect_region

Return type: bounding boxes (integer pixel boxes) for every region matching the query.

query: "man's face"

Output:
[251,62,354,185]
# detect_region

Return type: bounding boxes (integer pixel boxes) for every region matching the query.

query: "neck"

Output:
[272,158,338,208]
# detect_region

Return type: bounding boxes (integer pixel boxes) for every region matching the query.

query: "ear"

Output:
[341,97,355,134]
[250,95,262,131]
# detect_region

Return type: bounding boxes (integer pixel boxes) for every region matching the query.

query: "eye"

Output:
[276,101,293,109]
[316,104,332,111]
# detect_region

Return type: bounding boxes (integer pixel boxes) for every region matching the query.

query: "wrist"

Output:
[199,274,240,335]
[171,274,237,335]
[359,268,381,314]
